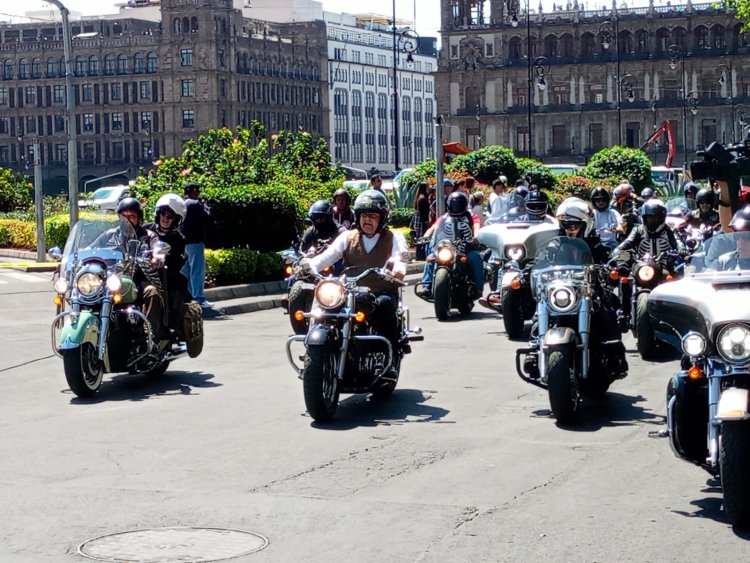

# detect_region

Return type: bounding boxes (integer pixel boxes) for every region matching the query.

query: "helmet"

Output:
[556,197,593,237]
[443,179,454,189]
[332,188,352,205]
[614,183,633,202]
[590,187,610,210]
[308,200,334,229]
[696,188,715,207]
[447,191,469,216]
[116,197,143,223]
[641,198,667,234]
[353,189,389,232]
[525,189,549,217]
[730,205,750,232]
[641,187,654,200]
[683,182,699,198]
[154,193,186,228]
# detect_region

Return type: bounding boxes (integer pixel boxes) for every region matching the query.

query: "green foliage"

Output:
[400,159,436,186]
[448,145,519,185]
[45,214,72,249]
[389,207,415,228]
[390,226,414,248]
[516,158,555,190]
[583,146,652,191]
[0,195,71,222]
[0,219,36,248]
[205,248,280,286]
[0,167,32,212]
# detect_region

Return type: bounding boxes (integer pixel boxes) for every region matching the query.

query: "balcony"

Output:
[456,107,487,117]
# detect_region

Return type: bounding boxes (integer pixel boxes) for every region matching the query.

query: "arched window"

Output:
[74,56,85,77]
[509,37,522,60]
[88,56,98,76]
[3,60,14,80]
[104,54,115,75]
[694,26,709,50]
[58,57,65,76]
[672,27,686,50]
[581,33,595,56]
[173,18,181,33]
[191,17,198,32]
[146,52,157,73]
[635,29,648,54]
[713,25,726,50]
[544,34,558,58]
[46,58,57,78]
[18,59,28,79]
[465,85,480,109]
[561,34,574,58]
[619,30,633,54]
[133,53,145,73]
[182,17,190,33]
[117,53,128,74]
[656,28,670,53]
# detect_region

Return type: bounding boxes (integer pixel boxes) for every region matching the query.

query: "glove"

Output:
[296,259,313,279]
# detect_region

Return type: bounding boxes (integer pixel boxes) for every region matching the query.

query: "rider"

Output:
[419,191,484,299]
[505,188,550,223]
[683,182,699,209]
[332,188,355,229]
[715,206,750,270]
[590,187,622,250]
[640,187,655,201]
[143,193,190,338]
[557,197,611,263]
[613,183,640,238]
[302,190,407,356]
[300,200,346,252]
[686,188,720,229]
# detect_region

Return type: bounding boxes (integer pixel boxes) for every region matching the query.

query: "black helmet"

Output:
[332,188,352,205]
[696,188,714,206]
[730,205,750,232]
[641,187,654,200]
[447,191,469,216]
[308,199,334,228]
[641,198,667,234]
[116,197,143,223]
[525,190,549,217]
[590,186,610,203]
[683,182,699,198]
[353,189,389,233]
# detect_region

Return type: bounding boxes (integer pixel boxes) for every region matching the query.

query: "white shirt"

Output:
[308,229,408,276]
[489,191,510,217]
[593,208,622,245]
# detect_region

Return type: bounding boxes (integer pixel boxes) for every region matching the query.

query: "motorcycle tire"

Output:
[488,269,499,292]
[720,421,750,530]
[433,268,451,321]
[458,295,474,315]
[546,346,579,424]
[146,359,170,378]
[303,346,340,422]
[62,343,103,398]
[501,288,524,339]
[288,281,312,335]
[372,356,401,400]
[636,293,658,359]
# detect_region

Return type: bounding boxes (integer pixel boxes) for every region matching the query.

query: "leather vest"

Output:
[344,230,397,293]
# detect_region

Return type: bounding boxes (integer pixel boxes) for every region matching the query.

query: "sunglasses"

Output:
[561,221,582,230]
[159,209,176,219]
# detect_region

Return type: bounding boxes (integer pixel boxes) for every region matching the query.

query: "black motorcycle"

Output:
[649,231,750,529]
[414,238,476,320]
[286,266,423,422]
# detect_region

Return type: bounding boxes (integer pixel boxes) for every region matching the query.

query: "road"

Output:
[0,273,748,562]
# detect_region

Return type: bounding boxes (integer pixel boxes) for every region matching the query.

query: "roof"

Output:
[443,142,471,155]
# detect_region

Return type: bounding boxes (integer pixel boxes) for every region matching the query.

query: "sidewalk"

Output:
[0,249,58,272]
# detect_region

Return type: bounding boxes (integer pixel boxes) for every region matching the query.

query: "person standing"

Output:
[488,177,509,218]
[181,182,213,308]
[411,183,431,259]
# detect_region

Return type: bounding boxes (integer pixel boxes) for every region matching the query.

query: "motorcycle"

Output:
[286,266,423,422]
[516,237,626,423]
[610,248,682,359]
[414,238,476,321]
[50,212,203,398]
[476,215,558,338]
[648,231,750,529]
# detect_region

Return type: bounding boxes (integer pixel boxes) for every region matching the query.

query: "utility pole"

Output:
[33,138,45,263]
[391,0,400,172]
[435,116,445,217]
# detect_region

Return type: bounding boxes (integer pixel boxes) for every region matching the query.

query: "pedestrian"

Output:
[411,182,431,259]
[369,172,391,208]
[488,177,509,217]
[180,182,213,308]
[471,191,486,227]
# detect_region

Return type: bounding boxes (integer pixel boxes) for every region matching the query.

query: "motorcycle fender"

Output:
[304,325,336,347]
[542,327,577,349]
[58,311,100,351]
[716,388,750,422]
[120,276,138,304]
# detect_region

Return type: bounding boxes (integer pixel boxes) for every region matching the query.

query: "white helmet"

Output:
[556,197,593,237]
[155,193,187,227]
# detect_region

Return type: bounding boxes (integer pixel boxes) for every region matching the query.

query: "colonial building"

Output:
[0,0,328,191]
[436,0,750,168]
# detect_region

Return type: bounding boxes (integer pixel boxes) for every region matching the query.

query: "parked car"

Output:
[78,185,130,210]
[547,164,581,176]
[392,168,414,191]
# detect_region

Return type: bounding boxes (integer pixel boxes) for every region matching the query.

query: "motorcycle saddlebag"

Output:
[182,301,204,358]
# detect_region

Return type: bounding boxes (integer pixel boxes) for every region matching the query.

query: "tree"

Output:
[583,146,652,192]
[0,167,32,212]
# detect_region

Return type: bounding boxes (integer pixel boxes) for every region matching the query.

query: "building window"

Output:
[450,45,459,59]
[25,86,36,105]
[104,55,115,75]
[82,84,93,102]
[485,43,494,57]
[19,59,29,79]
[0,145,8,163]
[112,112,123,131]
[141,141,152,160]
[140,81,151,99]
[181,49,193,67]
[53,85,64,103]
[112,141,124,160]
[146,52,158,73]
[589,123,603,150]
[181,79,194,97]
[365,52,373,65]
[141,111,152,129]
[55,143,67,162]
[334,47,346,61]
[0,117,9,135]
[0,87,7,105]
[54,115,65,132]
[111,82,122,101]
[46,59,57,78]
[133,53,145,73]
[83,113,94,132]
[117,54,128,74]
[83,143,95,161]
[182,109,195,128]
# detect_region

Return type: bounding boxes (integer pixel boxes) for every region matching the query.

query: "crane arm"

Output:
[640,121,676,168]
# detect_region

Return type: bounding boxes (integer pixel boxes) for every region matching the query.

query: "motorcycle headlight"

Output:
[53,278,69,294]
[76,272,103,296]
[718,324,750,364]
[547,285,578,313]
[314,280,345,309]
[436,246,456,265]
[106,274,123,292]
[681,332,706,357]
[637,265,655,282]
[505,246,525,261]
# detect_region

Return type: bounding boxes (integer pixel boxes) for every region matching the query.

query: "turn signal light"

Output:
[354,311,366,323]
[284,265,293,276]
[620,276,629,283]
[426,255,435,263]
[53,294,63,305]
[293,310,305,322]
[459,255,468,264]
[510,278,522,290]
[112,292,123,304]
[688,366,703,380]
[609,270,619,281]
[666,274,674,282]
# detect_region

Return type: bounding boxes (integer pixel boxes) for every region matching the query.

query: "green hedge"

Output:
[389,207,415,228]
[205,248,282,286]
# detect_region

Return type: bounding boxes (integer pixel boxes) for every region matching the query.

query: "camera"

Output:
[690,140,750,183]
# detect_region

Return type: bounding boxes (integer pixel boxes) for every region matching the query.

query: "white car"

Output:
[547,164,581,176]
[78,185,130,210]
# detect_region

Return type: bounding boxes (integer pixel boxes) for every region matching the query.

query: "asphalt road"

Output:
[0,274,748,562]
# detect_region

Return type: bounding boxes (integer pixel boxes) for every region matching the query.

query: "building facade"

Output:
[436,0,750,168]
[0,0,328,192]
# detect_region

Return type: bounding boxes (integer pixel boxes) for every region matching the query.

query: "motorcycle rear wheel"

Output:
[546,346,579,424]
[720,421,750,530]
[636,292,657,359]
[502,288,524,339]
[288,281,312,335]
[303,347,340,422]
[62,343,103,398]
[433,268,451,321]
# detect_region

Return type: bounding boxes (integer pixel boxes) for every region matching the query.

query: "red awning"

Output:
[443,142,471,155]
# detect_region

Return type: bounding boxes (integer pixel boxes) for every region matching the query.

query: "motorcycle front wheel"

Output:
[288,281,312,335]
[720,421,750,529]
[62,343,104,398]
[636,292,657,359]
[303,346,340,422]
[501,287,524,339]
[546,346,579,424]
[433,268,451,321]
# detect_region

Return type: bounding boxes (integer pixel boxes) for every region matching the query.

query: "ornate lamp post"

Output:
[528,56,550,157]
[616,74,637,145]
[390,1,419,172]
[668,44,693,171]
[600,18,623,145]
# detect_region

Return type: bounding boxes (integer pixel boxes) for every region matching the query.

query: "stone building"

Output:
[0,0,328,192]
[436,0,750,168]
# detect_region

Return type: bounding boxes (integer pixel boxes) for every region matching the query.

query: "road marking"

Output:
[0,271,49,283]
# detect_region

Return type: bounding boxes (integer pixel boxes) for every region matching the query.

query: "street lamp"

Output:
[527,56,549,158]
[600,18,623,145]
[718,62,738,142]
[390,2,419,172]
[668,44,693,171]
[616,74,637,146]
[46,0,79,227]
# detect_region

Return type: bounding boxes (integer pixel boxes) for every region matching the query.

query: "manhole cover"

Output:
[78,527,268,562]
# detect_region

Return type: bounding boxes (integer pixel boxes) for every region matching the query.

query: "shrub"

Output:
[516,158,555,190]
[448,145,519,185]
[390,226,414,248]
[583,146,652,191]
[0,167,32,212]
[389,207,415,228]
[0,219,36,248]
[205,248,281,286]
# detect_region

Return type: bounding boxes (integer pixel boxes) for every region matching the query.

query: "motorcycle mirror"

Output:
[48,246,63,262]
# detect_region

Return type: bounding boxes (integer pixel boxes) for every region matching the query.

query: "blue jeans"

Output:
[182,242,206,302]
[422,246,484,295]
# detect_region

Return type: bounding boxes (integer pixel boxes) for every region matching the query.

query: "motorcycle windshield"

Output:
[61,212,132,271]
[665,196,695,215]
[689,232,750,274]
[533,236,593,270]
